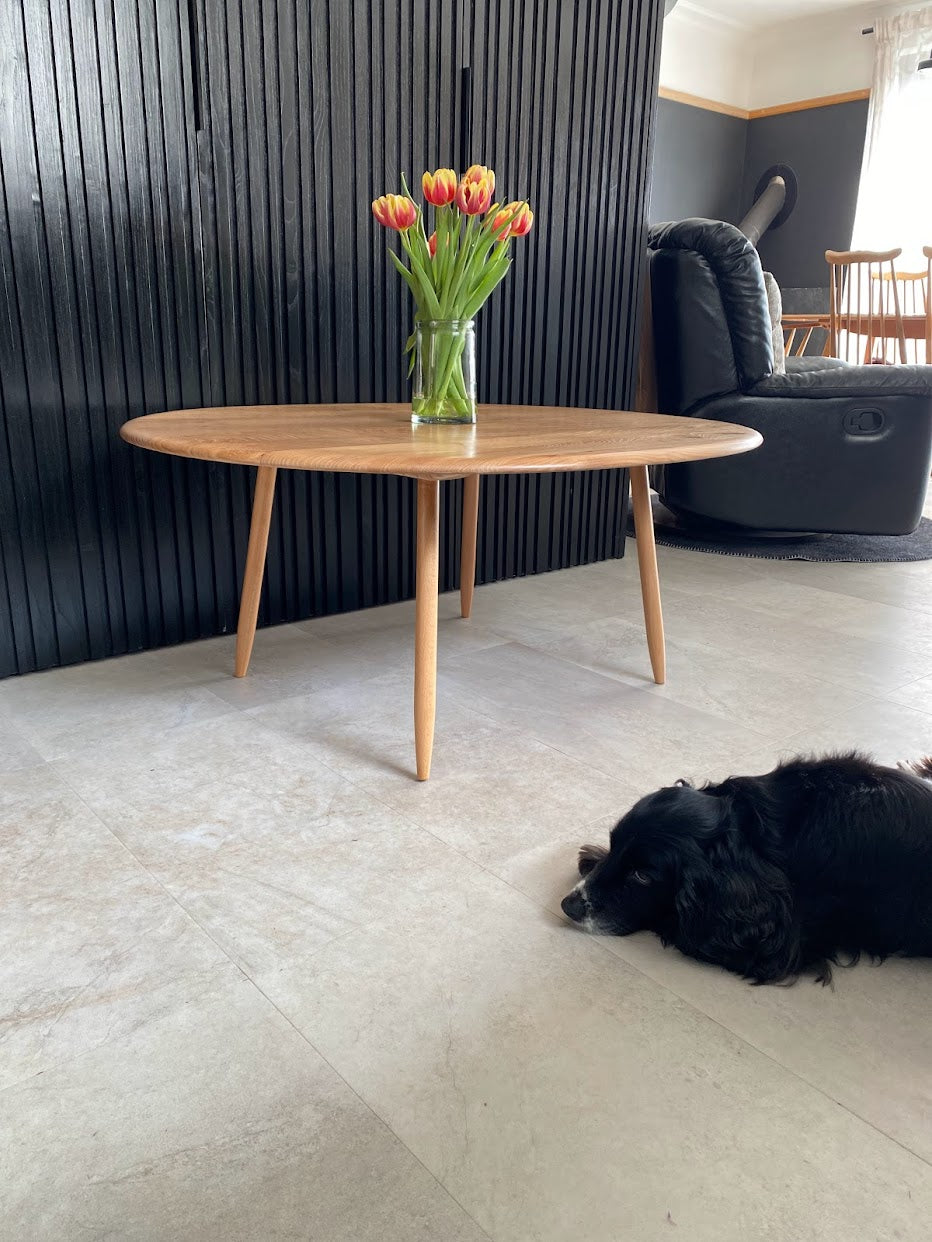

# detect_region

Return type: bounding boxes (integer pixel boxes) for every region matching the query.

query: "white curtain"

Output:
[852,6,932,271]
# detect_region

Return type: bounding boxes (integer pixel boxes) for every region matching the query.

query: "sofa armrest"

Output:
[750,362,932,399]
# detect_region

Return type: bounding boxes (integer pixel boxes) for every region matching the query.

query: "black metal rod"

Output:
[863,26,874,35]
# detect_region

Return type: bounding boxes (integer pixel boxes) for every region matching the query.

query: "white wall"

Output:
[659,1,927,113]
[658,4,753,109]
[748,4,877,110]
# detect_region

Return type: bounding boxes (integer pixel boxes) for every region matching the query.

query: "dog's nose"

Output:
[561,891,587,923]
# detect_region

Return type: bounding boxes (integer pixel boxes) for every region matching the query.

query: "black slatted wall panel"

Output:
[464,0,663,583]
[1,0,212,673]
[0,0,664,677]
[196,0,468,626]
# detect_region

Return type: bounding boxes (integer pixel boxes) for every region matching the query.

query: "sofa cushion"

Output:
[752,361,932,398]
[762,272,786,375]
[785,356,848,374]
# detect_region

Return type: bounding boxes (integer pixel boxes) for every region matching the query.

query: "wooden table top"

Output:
[120,404,762,480]
[783,313,928,323]
[783,313,928,339]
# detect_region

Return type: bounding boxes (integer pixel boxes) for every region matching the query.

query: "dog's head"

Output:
[561,783,720,937]
[561,780,800,982]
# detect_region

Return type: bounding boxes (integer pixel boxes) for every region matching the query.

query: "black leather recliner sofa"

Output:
[647,219,932,534]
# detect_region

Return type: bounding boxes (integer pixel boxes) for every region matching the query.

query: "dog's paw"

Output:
[577,844,608,876]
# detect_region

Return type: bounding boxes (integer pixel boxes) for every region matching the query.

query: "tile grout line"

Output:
[47,764,498,1242]
[588,928,932,1172]
[432,628,927,754]
[433,676,932,786]
[620,576,932,683]
[881,672,932,701]
[648,558,932,623]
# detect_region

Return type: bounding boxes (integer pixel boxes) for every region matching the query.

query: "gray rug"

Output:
[628,499,932,562]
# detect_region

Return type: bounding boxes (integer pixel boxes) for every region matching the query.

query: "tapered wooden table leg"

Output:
[235,465,278,678]
[460,474,480,619]
[629,465,666,685]
[415,478,440,781]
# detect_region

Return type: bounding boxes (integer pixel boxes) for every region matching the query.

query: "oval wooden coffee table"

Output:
[121,404,761,780]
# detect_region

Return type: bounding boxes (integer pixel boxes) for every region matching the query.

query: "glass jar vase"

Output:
[411,318,477,425]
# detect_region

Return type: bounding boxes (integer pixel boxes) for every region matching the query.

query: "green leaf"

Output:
[441,214,483,316]
[461,260,512,319]
[387,248,425,312]
[408,255,443,318]
[400,232,442,317]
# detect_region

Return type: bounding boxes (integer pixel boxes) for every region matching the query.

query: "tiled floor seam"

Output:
[881,671,932,700]
[475,690,924,784]
[603,924,932,1172]
[651,572,932,621]
[440,644,905,754]
[433,688,768,781]
[42,768,500,1242]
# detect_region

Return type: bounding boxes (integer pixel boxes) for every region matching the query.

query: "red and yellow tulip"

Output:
[372,166,534,389]
[422,168,457,206]
[490,200,534,240]
[463,164,495,198]
[454,175,493,216]
[372,165,533,419]
[503,201,533,237]
[371,193,417,231]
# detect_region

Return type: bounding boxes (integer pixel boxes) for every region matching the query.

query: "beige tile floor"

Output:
[3,505,932,1241]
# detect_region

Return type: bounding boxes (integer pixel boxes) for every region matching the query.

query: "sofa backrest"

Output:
[647,219,774,415]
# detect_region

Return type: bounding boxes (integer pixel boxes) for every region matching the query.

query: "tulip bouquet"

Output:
[372,165,533,423]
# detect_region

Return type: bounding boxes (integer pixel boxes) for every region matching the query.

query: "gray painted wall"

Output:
[650,93,869,308]
[743,99,869,291]
[650,97,748,225]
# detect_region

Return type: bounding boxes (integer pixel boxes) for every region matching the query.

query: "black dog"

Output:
[562,754,932,984]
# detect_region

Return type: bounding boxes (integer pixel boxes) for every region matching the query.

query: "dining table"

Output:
[121,403,762,780]
[782,312,930,360]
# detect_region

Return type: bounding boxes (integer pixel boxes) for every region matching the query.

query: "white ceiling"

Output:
[676,0,873,32]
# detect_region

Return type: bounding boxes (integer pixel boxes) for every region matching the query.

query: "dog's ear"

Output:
[577,843,609,877]
[672,822,800,984]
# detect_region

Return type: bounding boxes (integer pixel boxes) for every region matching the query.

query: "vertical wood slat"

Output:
[464,0,662,584]
[0,0,663,678]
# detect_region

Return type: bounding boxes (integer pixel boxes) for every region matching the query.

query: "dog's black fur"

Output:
[561,754,932,984]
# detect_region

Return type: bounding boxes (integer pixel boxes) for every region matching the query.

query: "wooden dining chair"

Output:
[925,246,932,365]
[872,268,928,364]
[826,248,908,365]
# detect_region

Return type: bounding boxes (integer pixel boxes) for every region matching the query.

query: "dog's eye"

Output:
[631,870,652,886]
